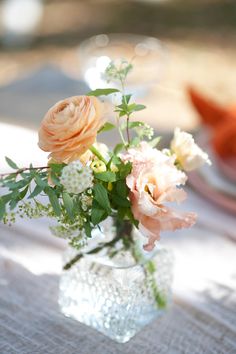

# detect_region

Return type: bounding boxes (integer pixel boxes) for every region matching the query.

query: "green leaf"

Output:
[50,171,61,186]
[44,187,61,216]
[112,194,130,208]
[115,180,128,198]
[49,163,66,174]
[2,191,18,203]
[98,122,116,133]
[28,185,44,199]
[130,137,140,147]
[94,171,117,183]
[119,162,132,179]
[129,121,145,129]
[149,136,161,148]
[93,184,111,213]
[5,178,30,190]
[110,155,121,165]
[117,207,128,220]
[19,186,29,200]
[132,104,146,112]
[113,143,124,155]
[87,88,120,97]
[2,173,17,181]
[62,192,74,219]
[84,222,92,237]
[0,198,6,220]
[121,121,145,131]
[9,199,18,210]
[35,175,47,188]
[118,110,127,117]
[127,103,137,112]
[91,207,106,225]
[5,157,19,170]
[122,94,132,104]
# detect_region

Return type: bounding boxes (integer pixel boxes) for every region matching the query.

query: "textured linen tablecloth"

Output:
[0,220,236,354]
[0,65,236,354]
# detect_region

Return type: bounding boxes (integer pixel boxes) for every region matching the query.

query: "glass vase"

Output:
[58,219,173,343]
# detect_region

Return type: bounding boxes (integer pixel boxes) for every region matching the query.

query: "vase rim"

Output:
[77,244,168,270]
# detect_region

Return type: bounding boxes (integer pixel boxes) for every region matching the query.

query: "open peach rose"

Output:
[38,96,104,163]
[123,142,196,251]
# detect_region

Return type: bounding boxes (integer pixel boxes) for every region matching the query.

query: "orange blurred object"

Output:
[213,120,236,157]
[187,86,236,158]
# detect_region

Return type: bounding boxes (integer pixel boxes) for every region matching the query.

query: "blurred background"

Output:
[0,0,236,131]
[0,0,236,213]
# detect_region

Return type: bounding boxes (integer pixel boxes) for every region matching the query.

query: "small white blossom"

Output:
[80,193,93,211]
[143,124,154,140]
[136,123,154,140]
[60,160,93,194]
[171,128,211,171]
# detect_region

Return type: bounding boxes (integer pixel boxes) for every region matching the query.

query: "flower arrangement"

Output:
[0,60,210,269]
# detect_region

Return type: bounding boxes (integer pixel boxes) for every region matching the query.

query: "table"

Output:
[0,216,235,354]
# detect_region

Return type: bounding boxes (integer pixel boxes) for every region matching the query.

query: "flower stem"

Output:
[126,114,131,145]
[145,260,167,309]
[63,233,122,270]
[89,146,107,165]
[132,247,167,309]
[0,166,50,179]
[118,122,127,148]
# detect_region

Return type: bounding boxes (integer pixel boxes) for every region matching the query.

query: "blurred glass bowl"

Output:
[78,33,168,96]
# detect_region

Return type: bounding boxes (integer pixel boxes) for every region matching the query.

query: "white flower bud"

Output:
[171,128,211,171]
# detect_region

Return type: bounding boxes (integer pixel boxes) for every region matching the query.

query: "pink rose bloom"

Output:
[123,142,196,251]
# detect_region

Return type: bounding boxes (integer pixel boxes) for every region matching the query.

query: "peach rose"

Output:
[123,142,196,251]
[38,96,104,163]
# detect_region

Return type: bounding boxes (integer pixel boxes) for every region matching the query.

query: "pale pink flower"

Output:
[123,142,196,251]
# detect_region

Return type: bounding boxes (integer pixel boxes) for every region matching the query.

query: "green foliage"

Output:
[98,122,116,133]
[91,204,106,226]
[120,121,145,130]
[94,171,117,183]
[113,143,125,155]
[105,60,133,83]
[62,192,74,219]
[93,184,111,214]
[28,185,44,199]
[105,60,133,84]
[5,157,19,170]
[115,101,146,118]
[0,198,5,220]
[44,187,61,217]
[35,174,47,188]
[87,88,119,97]
[118,161,132,179]
[49,163,66,174]
[149,136,161,148]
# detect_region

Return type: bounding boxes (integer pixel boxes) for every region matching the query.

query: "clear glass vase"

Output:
[58,219,173,343]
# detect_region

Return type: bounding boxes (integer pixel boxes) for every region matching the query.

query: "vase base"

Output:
[60,303,164,343]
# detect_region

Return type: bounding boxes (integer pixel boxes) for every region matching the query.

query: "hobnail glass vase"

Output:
[58,219,173,343]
